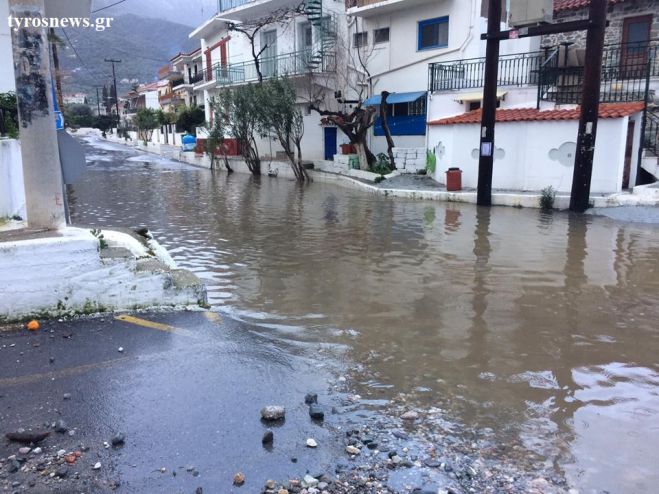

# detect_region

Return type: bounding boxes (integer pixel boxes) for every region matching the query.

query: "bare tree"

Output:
[227,4,305,83]
[302,16,393,170]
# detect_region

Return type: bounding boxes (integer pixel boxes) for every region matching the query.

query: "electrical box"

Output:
[508,0,553,27]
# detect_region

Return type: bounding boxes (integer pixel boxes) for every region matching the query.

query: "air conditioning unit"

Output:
[508,0,553,27]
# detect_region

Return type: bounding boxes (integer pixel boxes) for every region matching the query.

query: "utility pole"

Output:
[95,86,101,116]
[104,58,121,128]
[9,0,66,229]
[569,0,607,212]
[476,0,502,206]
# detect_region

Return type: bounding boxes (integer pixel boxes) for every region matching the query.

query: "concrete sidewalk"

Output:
[0,311,343,493]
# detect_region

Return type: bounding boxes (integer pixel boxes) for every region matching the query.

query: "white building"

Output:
[346,0,537,155]
[189,0,350,161]
[63,93,87,105]
[347,0,657,194]
[169,48,204,108]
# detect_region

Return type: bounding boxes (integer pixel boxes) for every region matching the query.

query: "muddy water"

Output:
[71,136,659,493]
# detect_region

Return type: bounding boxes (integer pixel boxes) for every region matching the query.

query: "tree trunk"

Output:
[380,91,396,168]
[354,142,370,171]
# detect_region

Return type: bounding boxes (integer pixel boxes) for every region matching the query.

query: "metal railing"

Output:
[217,0,252,12]
[644,108,659,157]
[189,72,204,85]
[429,51,543,92]
[214,50,336,86]
[538,40,659,105]
[429,40,659,99]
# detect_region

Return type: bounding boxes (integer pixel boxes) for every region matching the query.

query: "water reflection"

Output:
[71,136,659,492]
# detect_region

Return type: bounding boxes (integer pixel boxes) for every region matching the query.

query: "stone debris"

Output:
[306,438,317,448]
[260,405,285,421]
[262,430,274,444]
[233,471,245,486]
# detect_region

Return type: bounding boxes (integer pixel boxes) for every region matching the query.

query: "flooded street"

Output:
[71,136,659,493]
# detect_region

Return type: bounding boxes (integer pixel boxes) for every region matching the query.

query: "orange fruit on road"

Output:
[26,320,40,331]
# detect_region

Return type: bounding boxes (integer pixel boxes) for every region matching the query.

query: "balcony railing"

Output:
[217,0,252,12]
[429,51,543,92]
[538,40,659,105]
[429,40,659,99]
[190,72,205,85]
[213,50,336,86]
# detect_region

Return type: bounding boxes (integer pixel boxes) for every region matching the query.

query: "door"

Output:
[622,121,635,189]
[324,127,337,160]
[298,22,313,71]
[261,29,277,78]
[620,15,652,78]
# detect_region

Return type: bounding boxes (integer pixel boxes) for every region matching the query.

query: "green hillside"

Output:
[57,14,199,100]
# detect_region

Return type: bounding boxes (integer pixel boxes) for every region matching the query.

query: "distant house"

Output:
[63,93,87,105]
[169,48,204,108]
[122,82,160,121]
[157,63,187,113]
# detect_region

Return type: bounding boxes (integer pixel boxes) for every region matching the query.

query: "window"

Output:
[353,31,368,48]
[408,98,425,116]
[374,27,390,44]
[418,16,449,50]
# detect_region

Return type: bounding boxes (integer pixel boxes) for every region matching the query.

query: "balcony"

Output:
[428,40,659,105]
[158,64,183,81]
[346,0,435,18]
[190,72,205,85]
[213,50,336,86]
[216,0,301,20]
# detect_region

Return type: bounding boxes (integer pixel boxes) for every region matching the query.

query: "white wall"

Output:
[429,116,633,194]
[353,0,537,95]
[0,0,15,92]
[0,139,26,219]
[0,227,206,322]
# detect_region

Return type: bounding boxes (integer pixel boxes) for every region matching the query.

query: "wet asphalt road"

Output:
[0,311,345,493]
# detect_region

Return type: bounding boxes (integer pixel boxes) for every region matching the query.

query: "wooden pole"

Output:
[477,0,502,206]
[569,0,607,212]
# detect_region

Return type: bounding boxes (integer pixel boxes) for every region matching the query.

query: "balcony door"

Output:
[299,22,313,71]
[261,30,278,78]
[620,15,652,79]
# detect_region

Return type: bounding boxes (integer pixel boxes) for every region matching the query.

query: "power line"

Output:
[91,0,128,14]
[61,28,109,83]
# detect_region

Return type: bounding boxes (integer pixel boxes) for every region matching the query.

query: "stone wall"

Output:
[542,1,659,48]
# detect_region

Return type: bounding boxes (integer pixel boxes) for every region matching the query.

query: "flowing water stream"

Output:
[71,135,659,493]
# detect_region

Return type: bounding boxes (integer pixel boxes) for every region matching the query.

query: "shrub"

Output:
[539,186,556,211]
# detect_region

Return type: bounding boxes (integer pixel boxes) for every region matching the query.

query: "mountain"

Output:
[91,0,217,27]
[57,14,200,100]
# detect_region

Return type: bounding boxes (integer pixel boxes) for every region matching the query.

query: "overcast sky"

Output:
[92,0,218,27]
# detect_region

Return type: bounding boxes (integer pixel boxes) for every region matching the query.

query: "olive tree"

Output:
[261,78,308,182]
[217,85,267,175]
[134,108,159,144]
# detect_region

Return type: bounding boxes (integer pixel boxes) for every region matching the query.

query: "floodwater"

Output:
[71,135,659,493]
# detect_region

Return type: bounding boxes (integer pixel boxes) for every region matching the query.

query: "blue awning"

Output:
[363,91,427,106]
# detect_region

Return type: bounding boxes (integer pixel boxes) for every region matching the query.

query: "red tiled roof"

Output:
[427,102,645,126]
[554,0,624,13]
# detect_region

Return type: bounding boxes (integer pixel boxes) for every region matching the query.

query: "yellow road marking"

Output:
[114,314,197,338]
[0,357,132,387]
[203,311,222,324]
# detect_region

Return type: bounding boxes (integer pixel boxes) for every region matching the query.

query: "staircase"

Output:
[303,0,337,72]
[641,106,659,181]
